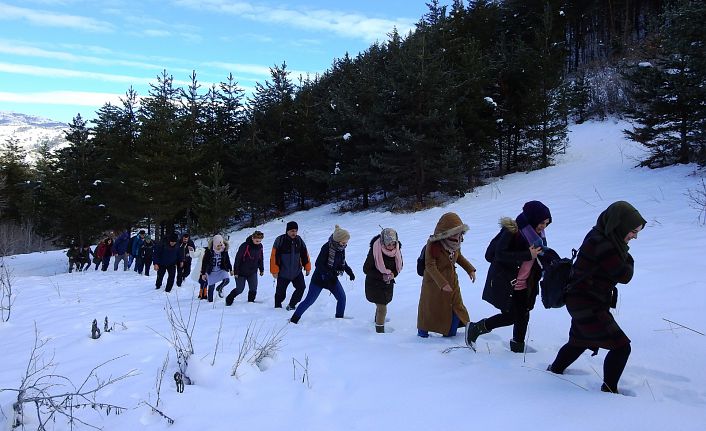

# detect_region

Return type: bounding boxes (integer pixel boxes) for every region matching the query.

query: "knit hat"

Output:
[519,200,552,229]
[430,212,469,241]
[286,221,298,232]
[332,225,350,243]
[252,230,264,239]
[212,234,224,250]
[381,228,398,246]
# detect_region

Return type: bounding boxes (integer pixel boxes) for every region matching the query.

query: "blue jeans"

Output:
[292,279,346,320]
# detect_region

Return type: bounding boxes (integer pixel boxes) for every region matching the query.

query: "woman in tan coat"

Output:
[417,212,476,337]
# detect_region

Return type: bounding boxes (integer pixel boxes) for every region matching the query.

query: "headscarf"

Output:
[595,201,646,261]
[373,229,403,275]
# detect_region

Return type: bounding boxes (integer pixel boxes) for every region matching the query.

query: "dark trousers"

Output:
[274,272,306,308]
[485,288,531,343]
[550,343,631,393]
[141,257,152,275]
[208,278,230,302]
[292,279,346,320]
[156,264,177,292]
[101,256,111,271]
[227,273,259,303]
[176,257,192,286]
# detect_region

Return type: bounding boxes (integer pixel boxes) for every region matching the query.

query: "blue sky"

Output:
[0,0,450,123]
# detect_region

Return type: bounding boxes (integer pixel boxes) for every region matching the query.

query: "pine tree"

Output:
[194,162,238,235]
[0,138,33,223]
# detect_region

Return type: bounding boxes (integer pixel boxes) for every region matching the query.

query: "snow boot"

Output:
[289,314,300,324]
[465,319,489,347]
[247,291,257,302]
[510,339,525,353]
[375,324,385,333]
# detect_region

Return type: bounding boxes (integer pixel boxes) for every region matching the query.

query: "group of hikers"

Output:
[65,200,646,395]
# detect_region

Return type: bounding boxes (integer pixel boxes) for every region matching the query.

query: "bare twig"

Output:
[645,379,656,401]
[211,306,226,366]
[292,355,312,388]
[140,401,175,425]
[521,365,589,391]
[0,254,15,322]
[662,318,705,336]
[155,352,169,408]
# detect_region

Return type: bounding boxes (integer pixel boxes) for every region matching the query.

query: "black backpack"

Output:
[538,248,592,309]
[416,245,426,276]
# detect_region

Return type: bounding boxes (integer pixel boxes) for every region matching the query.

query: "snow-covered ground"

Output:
[1,120,705,430]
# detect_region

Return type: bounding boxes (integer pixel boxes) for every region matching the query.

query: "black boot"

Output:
[510,339,525,353]
[247,291,256,302]
[465,319,489,347]
[289,314,300,324]
[375,324,384,333]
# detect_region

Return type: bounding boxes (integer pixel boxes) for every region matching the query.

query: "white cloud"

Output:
[0,90,124,107]
[0,62,153,84]
[0,1,115,32]
[204,61,317,81]
[172,0,415,42]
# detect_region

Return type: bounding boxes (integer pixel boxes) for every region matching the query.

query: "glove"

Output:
[259,270,264,276]
[349,273,355,281]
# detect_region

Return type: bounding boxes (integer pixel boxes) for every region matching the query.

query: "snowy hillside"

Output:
[0,111,68,161]
[1,120,705,431]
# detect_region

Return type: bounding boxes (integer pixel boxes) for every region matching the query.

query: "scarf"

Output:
[372,237,403,275]
[327,236,346,269]
[595,201,646,261]
[441,235,462,260]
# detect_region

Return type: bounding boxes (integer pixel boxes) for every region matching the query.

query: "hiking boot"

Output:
[375,324,385,334]
[465,319,489,347]
[289,314,300,324]
[216,285,224,298]
[286,304,296,311]
[247,291,257,302]
[510,339,525,353]
[155,285,161,290]
[546,364,562,375]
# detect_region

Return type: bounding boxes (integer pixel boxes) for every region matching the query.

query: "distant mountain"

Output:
[0,110,68,162]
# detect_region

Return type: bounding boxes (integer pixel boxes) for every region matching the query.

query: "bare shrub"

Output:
[0,254,14,322]
[231,322,287,378]
[687,179,706,225]
[0,323,136,429]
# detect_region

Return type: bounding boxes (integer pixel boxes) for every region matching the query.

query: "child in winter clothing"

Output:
[289,226,355,324]
[198,234,233,302]
[226,231,265,305]
[466,200,552,353]
[176,233,196,287]
[269,221,312,310]
[139,236,154,275]
[66,244,80,273]
[363,228,403,333]
[417,212,476,338]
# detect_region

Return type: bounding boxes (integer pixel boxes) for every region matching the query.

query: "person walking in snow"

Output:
[289,225,354,324]
[131,230,146,273]
[112,229,130,271]
[77,244,94,271]
[66,243,80,273]
[417,212,476,338]
[465,200,552,353]
[97,237,113,271]
[547,201,646,394]
[139,236,154,276]
[225,231,265,305]
[198,234,232,302]
[153,233,183,292]
[270,221,311,310]
[363,227,403,333]
[176,233,196,287]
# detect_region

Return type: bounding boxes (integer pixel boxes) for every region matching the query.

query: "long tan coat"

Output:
[417,240,475,335]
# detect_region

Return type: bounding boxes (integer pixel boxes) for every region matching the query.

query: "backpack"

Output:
[538,248,582,309]
[416,245,427,276]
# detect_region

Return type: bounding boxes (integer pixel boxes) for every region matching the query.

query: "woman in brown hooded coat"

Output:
[417,212,477,337]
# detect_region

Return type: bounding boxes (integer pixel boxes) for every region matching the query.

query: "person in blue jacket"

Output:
[153,233,183,292]
[113,229,131,271]
[289,225,355,324]
[131,230,146,272]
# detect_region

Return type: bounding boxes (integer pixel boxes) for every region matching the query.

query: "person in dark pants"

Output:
[131,230,146,272]
[363,228,403,333]
[226,231,265,305]
[269,221,311,310]
[548,201,646,394]
[153,233,183,292]
[113,229,130,271]
[465,201,552,353]
[66,243,80,273]
[77,244,94,271]
[176,233,196,287]
[99,238,113,271]
[139,236,154,276]
[289,225,354,324]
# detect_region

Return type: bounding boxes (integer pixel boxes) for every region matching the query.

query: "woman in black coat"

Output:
[466,201,551,353]
[363,228,403,333]
[548,201,646,394]
[225,231,265,305]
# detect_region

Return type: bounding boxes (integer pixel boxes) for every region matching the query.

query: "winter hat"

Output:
[169,233,179,242]
[212,234,225,250]
[286,221,299,232]
[381,228,398,246]
[332,225,350,243]
[139,230,146,235]
[430,212,469,241]
[519,200,552,229]
[252,230,264,239]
